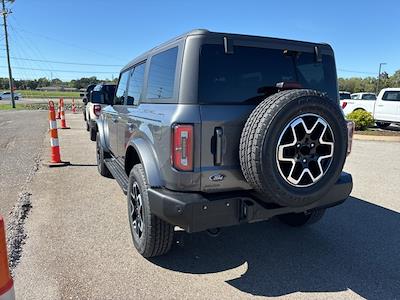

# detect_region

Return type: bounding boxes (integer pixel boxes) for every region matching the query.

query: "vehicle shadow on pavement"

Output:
[151,196,400,298]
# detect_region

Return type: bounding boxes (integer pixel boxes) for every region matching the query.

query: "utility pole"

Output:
[1,0,15,108]
[376,62,387,95]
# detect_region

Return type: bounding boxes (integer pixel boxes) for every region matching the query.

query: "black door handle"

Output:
[214,127,223,165]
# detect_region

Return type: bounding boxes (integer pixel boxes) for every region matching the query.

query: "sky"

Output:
[1,0,398,81]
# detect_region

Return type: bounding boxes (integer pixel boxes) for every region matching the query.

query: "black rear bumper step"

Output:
[104,158,129,194]
[148,172,353,233]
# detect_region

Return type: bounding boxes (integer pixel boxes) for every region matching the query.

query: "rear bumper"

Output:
[148,172,353,233]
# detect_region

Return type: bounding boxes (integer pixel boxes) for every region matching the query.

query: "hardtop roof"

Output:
[121,29,333,72]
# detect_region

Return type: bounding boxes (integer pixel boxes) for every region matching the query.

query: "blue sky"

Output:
[1,0,398,80]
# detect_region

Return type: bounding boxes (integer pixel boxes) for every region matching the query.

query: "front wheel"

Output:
[90,126,97,141]
[376,122,391,129]
[127,164,174,258]
[277,208,326,227]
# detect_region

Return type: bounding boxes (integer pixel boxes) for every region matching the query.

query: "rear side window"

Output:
[114,71,130,105]
[361,94,376,100]
[198,44,337,104]
[146,47,178,100]
[341,93,351,100]
[350,94,360,100]
[126,62,146,105]
[382,91,400,101]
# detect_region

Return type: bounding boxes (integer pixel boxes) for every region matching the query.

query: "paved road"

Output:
[13,114,400,299]
[0,110,48,223]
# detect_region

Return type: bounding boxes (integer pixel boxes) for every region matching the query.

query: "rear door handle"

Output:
[214,127,223,165]
[377,104,384,107]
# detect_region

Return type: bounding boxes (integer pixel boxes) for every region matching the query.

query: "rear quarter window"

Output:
[361,94,376,100]
[146,47,178,100]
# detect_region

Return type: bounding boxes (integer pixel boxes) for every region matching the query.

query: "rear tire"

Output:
[96,134,112,178]
[278,208,326,227]
[127,164,174,258]
[376,122,391,129]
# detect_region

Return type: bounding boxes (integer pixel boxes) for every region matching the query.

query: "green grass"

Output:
[0,104,25,110]
[15,90,81,99]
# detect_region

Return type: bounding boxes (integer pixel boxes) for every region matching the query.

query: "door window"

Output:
[382,91,400,101]
[126,62,146,105]
[146,47,178,100]
[114,71,130,105]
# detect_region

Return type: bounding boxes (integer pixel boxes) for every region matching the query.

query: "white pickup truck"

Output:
[340,88,400,128]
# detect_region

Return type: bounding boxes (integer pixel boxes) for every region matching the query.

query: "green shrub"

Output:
[346,110,374,131]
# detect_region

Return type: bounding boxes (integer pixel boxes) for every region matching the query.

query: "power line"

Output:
[9,16,125,62]
[337,68,376,75]
[0,56,122,67]
[0,65,118,74]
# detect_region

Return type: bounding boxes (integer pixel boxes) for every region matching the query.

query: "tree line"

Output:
[0,69,399,93]
[338,70,400,94]
[0,76,117,90]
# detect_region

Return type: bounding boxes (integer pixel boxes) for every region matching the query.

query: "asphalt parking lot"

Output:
[4,112,400,299]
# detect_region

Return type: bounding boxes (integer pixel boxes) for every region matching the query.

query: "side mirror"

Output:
[82,98,88,104]
[90,91,105,103]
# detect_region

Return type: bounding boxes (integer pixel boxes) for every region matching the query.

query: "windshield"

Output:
[198,44,338,104]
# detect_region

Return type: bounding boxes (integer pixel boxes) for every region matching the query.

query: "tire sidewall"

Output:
[127,166,150,255]
[260,93,347,206]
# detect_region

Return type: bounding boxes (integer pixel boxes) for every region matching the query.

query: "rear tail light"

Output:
[341,101,348,109]
[346,120,355,155]
[172,124,193,171]
[93,104,101,118]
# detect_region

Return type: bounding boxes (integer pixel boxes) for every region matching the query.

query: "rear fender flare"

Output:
[127,138,163,187]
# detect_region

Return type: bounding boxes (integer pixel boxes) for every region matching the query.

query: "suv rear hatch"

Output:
[197,41,338,192]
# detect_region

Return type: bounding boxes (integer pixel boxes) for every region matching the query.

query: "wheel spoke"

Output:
[276,114,334,187]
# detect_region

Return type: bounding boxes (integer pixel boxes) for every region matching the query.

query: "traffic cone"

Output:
[0,216,15,300]
[59,98,70,130]
[56,99,61,119]
[71,99,76,114]
[43,101,69,167]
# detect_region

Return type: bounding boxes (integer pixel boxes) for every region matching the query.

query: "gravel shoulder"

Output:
[13,114,400,299]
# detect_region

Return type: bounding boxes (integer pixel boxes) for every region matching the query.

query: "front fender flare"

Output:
[127,138,163,187]
[95,118,109,152]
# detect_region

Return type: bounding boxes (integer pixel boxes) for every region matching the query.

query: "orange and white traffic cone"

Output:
[43,101,69,167]
[59,99,70,130]
[71,99,76,114]
[0,216,15,300]
[56,99,61,119]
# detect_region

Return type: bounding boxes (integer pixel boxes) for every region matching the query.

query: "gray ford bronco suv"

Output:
[95,29,354,258]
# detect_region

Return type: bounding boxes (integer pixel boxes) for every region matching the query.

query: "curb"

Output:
[354,134,400,142]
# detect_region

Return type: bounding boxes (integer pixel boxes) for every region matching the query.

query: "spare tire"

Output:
[239,89,347,207]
